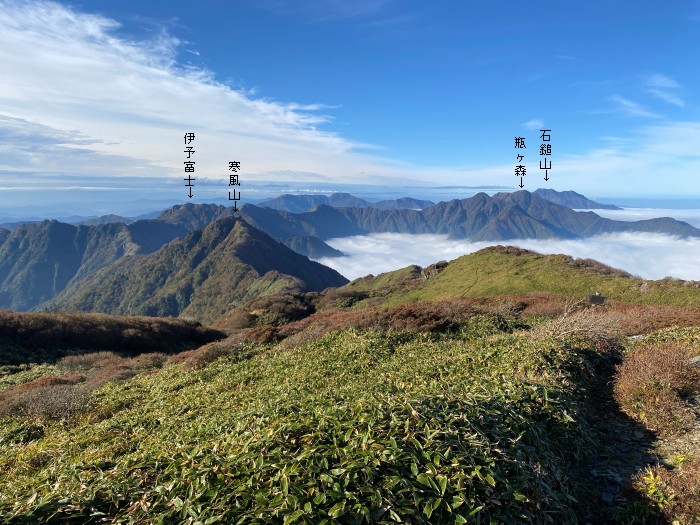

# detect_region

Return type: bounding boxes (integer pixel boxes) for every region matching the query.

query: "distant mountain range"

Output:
[238,190,699,241]
[258,189,619,214]
[532,189,621,210]
[0,188,695,320]
[259,192,435,213]
[0,212,153,231]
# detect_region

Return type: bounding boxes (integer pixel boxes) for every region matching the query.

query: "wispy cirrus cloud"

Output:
[645,74,684,108]
[548,121,700,193]
[522,119,544,130]
[609,95,661,119]
[0,0,417,187]
[0,0,512,201]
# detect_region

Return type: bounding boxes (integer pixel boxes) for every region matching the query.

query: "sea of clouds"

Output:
[578,208,700,229]
[316,230,700,282]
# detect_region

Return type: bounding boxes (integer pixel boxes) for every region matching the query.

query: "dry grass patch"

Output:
[529,300,623,344]
[0,374,88,420]
[615,342,700,434]
[0,351,170,421]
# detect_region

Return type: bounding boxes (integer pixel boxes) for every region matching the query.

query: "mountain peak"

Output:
[533,188,622,210]
[43,215,348,323]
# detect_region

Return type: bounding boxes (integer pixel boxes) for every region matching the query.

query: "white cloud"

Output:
[610,95,660,119]
[646,74,680,90]
[586,208,700,229]
[522,119,544,130]
[315,232,700,281]
[1,0,700,204]
[645,74,684,108]
[546,122,700,194]
[0,0,422,186]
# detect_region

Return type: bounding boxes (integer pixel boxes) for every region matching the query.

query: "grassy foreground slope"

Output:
[1,316,614,524]
[343,246,700,309]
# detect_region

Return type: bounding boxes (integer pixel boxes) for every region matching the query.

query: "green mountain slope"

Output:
[343,246,700,308]
[1,244,699,522]
[282,235,344,258]
[156,203,236,231]
[0,220,187,311]
[158,203,344,257]
[43,217,348,323]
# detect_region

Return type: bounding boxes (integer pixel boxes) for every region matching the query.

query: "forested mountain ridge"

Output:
[42,216,348,323]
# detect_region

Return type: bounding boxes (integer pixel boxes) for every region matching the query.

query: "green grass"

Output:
[344,247,700,309]
[0,315,613,524]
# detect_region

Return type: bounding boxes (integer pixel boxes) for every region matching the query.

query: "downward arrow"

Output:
[233,201,238,212]
[188,187,193,199]
[544,171,550,181]
[518,176,524,189]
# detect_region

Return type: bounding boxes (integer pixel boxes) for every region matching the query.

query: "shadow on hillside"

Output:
[0,310,226,366]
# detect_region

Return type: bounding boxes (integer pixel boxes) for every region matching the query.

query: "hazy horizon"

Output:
[2,184,700,221]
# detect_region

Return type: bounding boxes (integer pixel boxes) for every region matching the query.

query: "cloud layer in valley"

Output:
[584,208,700,229]
[316,232,700,282]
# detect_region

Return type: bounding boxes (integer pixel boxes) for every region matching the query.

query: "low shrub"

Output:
[633,458,700,524]
[58,351,122,372]
[181,345,236,370]
[1,351,171,421]
[530,301,622,343]
[0,383,89,420]
[0,310,225,366]
[614,342,700,434]
[0,373,85,400]
[128,352,167,370]
[86,365,139,390]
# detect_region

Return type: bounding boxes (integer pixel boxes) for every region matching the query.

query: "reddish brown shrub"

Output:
[183,346,233,370]
[58,351,124,372]
[0,310,225,366]
[606,304,700,335]
[0,373,86,407]
[615,342,700,434]
[0,370,92,420]
[86,365,139,390]
[128,353,167,370]
[633,458,700,523]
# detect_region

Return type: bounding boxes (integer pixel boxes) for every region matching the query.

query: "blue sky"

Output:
[1,0,700,216]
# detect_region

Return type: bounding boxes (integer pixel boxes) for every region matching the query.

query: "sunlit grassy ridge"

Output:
[343,246,700,309]
[0,316,609,523]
